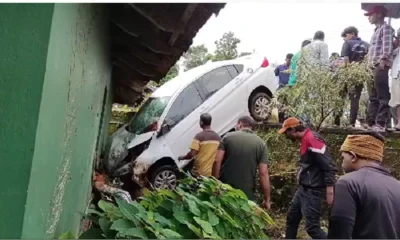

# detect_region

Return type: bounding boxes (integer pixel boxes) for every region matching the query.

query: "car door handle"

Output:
[199,106,209,112]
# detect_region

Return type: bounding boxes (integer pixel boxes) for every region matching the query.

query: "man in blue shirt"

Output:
[335,26,369,128]
[275,53,293,89]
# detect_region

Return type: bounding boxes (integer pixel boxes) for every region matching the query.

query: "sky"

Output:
[189,1,400,65]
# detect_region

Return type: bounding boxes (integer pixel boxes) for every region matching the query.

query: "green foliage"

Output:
[159,64,179,85]
[182,32,247,71]
[271,49,372,130]
[183,44,211,71]
[213,31,241,61]
[59,231,76,239]
[80,175,273,239]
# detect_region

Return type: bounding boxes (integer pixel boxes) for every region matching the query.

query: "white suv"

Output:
[104,54,277,189]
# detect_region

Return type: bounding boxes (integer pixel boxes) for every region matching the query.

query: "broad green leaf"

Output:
[215,223,226,238]
[186,223,202,237]
[187,199,201,216]
[84,209,103,216]
[98,218,111,235]
[98,200,122,218]
[110,219,136,231]
[159,199,174,211]
[115,198,146,223]
[154,212,173,227]
[124,227,148,239]
[59,231,76,239]
[160,229,183,239]
[207,210,219,226]
[230,188,248,199]
[194,217,213,234]
[173,204,192,224]
[252,215,266,228]
[201,201,216,209]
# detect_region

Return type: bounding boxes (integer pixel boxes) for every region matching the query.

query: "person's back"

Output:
[343,38,369,63]
[303,31,330,68]
[288,39,311,86]
[219,129,267,200]
[331,166,400,238]
[192,129,221,176]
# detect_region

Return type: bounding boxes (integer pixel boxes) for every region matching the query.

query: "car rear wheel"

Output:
[249,92,271,121]
[150,165,178,190]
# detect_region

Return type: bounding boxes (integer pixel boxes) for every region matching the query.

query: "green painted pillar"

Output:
[0,4,55,238]
[0,3,112,238]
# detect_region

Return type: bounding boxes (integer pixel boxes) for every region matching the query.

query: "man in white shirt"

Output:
[389,28,400,130]
[303,31,330,69]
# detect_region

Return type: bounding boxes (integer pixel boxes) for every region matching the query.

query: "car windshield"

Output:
[128,96,170,134]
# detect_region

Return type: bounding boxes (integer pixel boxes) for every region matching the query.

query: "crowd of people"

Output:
[175,5,400,240]
[180,112,400,239]
[274,5,400,132]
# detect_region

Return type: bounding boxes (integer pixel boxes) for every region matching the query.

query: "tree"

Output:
[270,49,372,131]
[159,64,179,85]
[214,31,241,61]
[182,44,210,71]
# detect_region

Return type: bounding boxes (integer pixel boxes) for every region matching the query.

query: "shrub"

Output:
[78,174,274,239]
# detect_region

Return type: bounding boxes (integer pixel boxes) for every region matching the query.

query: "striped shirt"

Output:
[368,22,394,67]
[190,129,221,176]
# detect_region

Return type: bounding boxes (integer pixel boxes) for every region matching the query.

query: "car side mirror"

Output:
[157,122,172,138]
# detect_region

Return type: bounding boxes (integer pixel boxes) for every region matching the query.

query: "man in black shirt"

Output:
[336,26,369,128]
[280,117,337,239]
[328,132,400,239]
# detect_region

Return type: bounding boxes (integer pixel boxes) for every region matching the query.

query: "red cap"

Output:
[278,117,302,134]
[364,5,388,17]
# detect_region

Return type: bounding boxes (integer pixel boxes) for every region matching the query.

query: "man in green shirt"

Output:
[288,39,312,86]
[212,116,271,209]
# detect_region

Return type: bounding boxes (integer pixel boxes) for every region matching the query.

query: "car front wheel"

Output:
[150,165,178,190]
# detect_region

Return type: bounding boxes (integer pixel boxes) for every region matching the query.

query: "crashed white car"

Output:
[104,54,277,189]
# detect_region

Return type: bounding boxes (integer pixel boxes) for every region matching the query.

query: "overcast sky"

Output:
[190,2,400,65]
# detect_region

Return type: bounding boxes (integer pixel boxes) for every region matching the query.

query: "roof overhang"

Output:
[109,3,226,105]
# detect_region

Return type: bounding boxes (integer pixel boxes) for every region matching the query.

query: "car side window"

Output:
[234,64,244,74]
[164,83,203,128]
[198,66,234,100]
[226,65,239,78]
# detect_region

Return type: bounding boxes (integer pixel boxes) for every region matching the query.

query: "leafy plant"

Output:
[80,174,273,239]
[270,49,372,130]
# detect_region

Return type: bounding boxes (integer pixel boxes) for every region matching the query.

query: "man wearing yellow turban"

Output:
[328,132,400,239]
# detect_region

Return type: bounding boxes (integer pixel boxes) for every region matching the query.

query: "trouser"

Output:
[334,84,364,126]
[392,107,399,126]
[285,186,327,239]
[333,85,348,126]
[367,66,390,127]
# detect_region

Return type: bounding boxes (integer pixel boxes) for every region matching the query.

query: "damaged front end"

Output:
[98,125,154,202]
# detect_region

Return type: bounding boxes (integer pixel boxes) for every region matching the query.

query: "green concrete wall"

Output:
[0,4,55,238]
[0,3,112,238]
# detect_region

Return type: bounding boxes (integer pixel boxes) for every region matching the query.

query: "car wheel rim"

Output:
[254,96,270,119]
[154,170,177,189]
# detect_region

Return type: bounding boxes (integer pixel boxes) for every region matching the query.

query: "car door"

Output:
[162,82,206,164]
[196,65,247,135]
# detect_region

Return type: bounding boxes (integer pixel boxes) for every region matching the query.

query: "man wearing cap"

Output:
[364,5,395,131]
[328,132,400,238]
[279,117,337,239]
